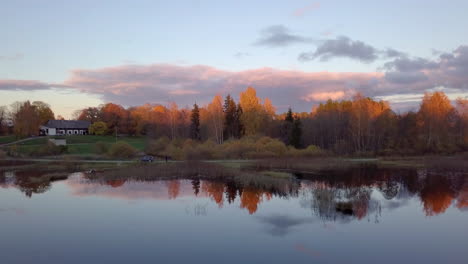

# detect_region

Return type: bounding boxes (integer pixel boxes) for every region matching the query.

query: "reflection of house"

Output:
[40,120,91,136]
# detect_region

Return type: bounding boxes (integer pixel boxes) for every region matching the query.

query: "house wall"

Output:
[48,128,56,136]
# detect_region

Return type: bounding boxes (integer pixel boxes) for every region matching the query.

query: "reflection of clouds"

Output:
[0,207,26,215]
[257,214,314,236]
[67,175,205,201]
[294,243,321,258]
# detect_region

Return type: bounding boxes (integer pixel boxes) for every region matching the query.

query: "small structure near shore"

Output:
[49,138,67,146]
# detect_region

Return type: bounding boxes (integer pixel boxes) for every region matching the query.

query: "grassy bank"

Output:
[1,135,147,156]
[0,136,17,145]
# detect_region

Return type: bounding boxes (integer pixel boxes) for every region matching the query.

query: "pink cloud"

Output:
[3,45,468,112]
[169,89,200,95]
[302,91,346,102]
[293,2,321,17]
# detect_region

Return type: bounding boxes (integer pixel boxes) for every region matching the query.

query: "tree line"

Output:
[1,87,467,155]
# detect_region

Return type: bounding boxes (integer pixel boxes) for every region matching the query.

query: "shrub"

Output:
[300,145,325,157]
[145,136,170,155]
[94,141,109,155]
[32,141,68,156]
[162,144,183,160]
[108,141,137,159]
[221,139,255,159]
[89,122,108,135]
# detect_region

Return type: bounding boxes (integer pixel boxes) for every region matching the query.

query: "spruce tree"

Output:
[291,117,302,148]
[235,103,244,138]
[190,103,201,140]
[223,95,237,140]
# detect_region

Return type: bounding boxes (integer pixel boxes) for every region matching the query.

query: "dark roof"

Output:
[44,120,91,129]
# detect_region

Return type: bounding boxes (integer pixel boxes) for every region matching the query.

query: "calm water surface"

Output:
[0,167,467,264]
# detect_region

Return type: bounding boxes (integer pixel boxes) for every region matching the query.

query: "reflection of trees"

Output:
[225,181,241,204]
[202,181,225,207]
[13,171,52,198]
[420,175,456,216]
[299,167,468,220]
[456,186,468,209]
[106,179,126,188]
[191,179,200,196]
[167,180,180,199]
[240,188,263,214]
[302,184,376,222]
[378,181,399,200]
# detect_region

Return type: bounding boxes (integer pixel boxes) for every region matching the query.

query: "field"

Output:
[0,136,17,145]
[2,135,147,155]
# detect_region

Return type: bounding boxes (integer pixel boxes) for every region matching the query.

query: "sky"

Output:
[1,0,468,117]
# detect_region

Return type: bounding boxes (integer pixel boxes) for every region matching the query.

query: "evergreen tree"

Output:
[223,94,237,140]
[285,107,294,122]
[190,103,201,140]
[234,103,244,138]
[291,117,302,148]
[281,107,294,145]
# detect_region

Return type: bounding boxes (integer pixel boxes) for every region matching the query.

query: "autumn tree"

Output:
[190,103,201,140]
[32,101,55,124]
[207,95,224,144]
[76,107,102,123]
[239,87,264,135]
[101,103,128,135]
[12,101,41,138]
[417,92,455,152]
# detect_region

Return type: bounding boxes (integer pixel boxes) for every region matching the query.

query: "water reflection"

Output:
[1,167,467,219]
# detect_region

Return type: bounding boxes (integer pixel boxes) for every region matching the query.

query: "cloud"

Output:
[254,25,313,47]
[384,71,428,84]
[293,2,320,17]
[383,48,407,58]
[299,36,379,63]
[62,64,384,110]
[2,45,468,112]
[301,91,346,101]
[0,80,52,90]
[234,52,250,58]
[383,57,439,72]
[0,53,23,61]
[169,89,200,95]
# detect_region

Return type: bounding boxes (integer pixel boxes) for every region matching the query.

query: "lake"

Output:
[1,167,467,263]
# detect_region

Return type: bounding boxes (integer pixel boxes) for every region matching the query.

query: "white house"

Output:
[40,120,91,136]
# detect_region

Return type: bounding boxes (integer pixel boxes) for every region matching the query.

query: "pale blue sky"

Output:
[1,0,468,117]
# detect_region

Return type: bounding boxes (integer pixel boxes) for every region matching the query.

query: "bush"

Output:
[145,136,170,155]
[94,141,109,155]
[162,144,183,160]
[108,141,137,159]
[89,122,108,135]
[32,141,68,156]
[0,149,6,159]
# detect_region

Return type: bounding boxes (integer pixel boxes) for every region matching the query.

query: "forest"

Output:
[1,87,467,157]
